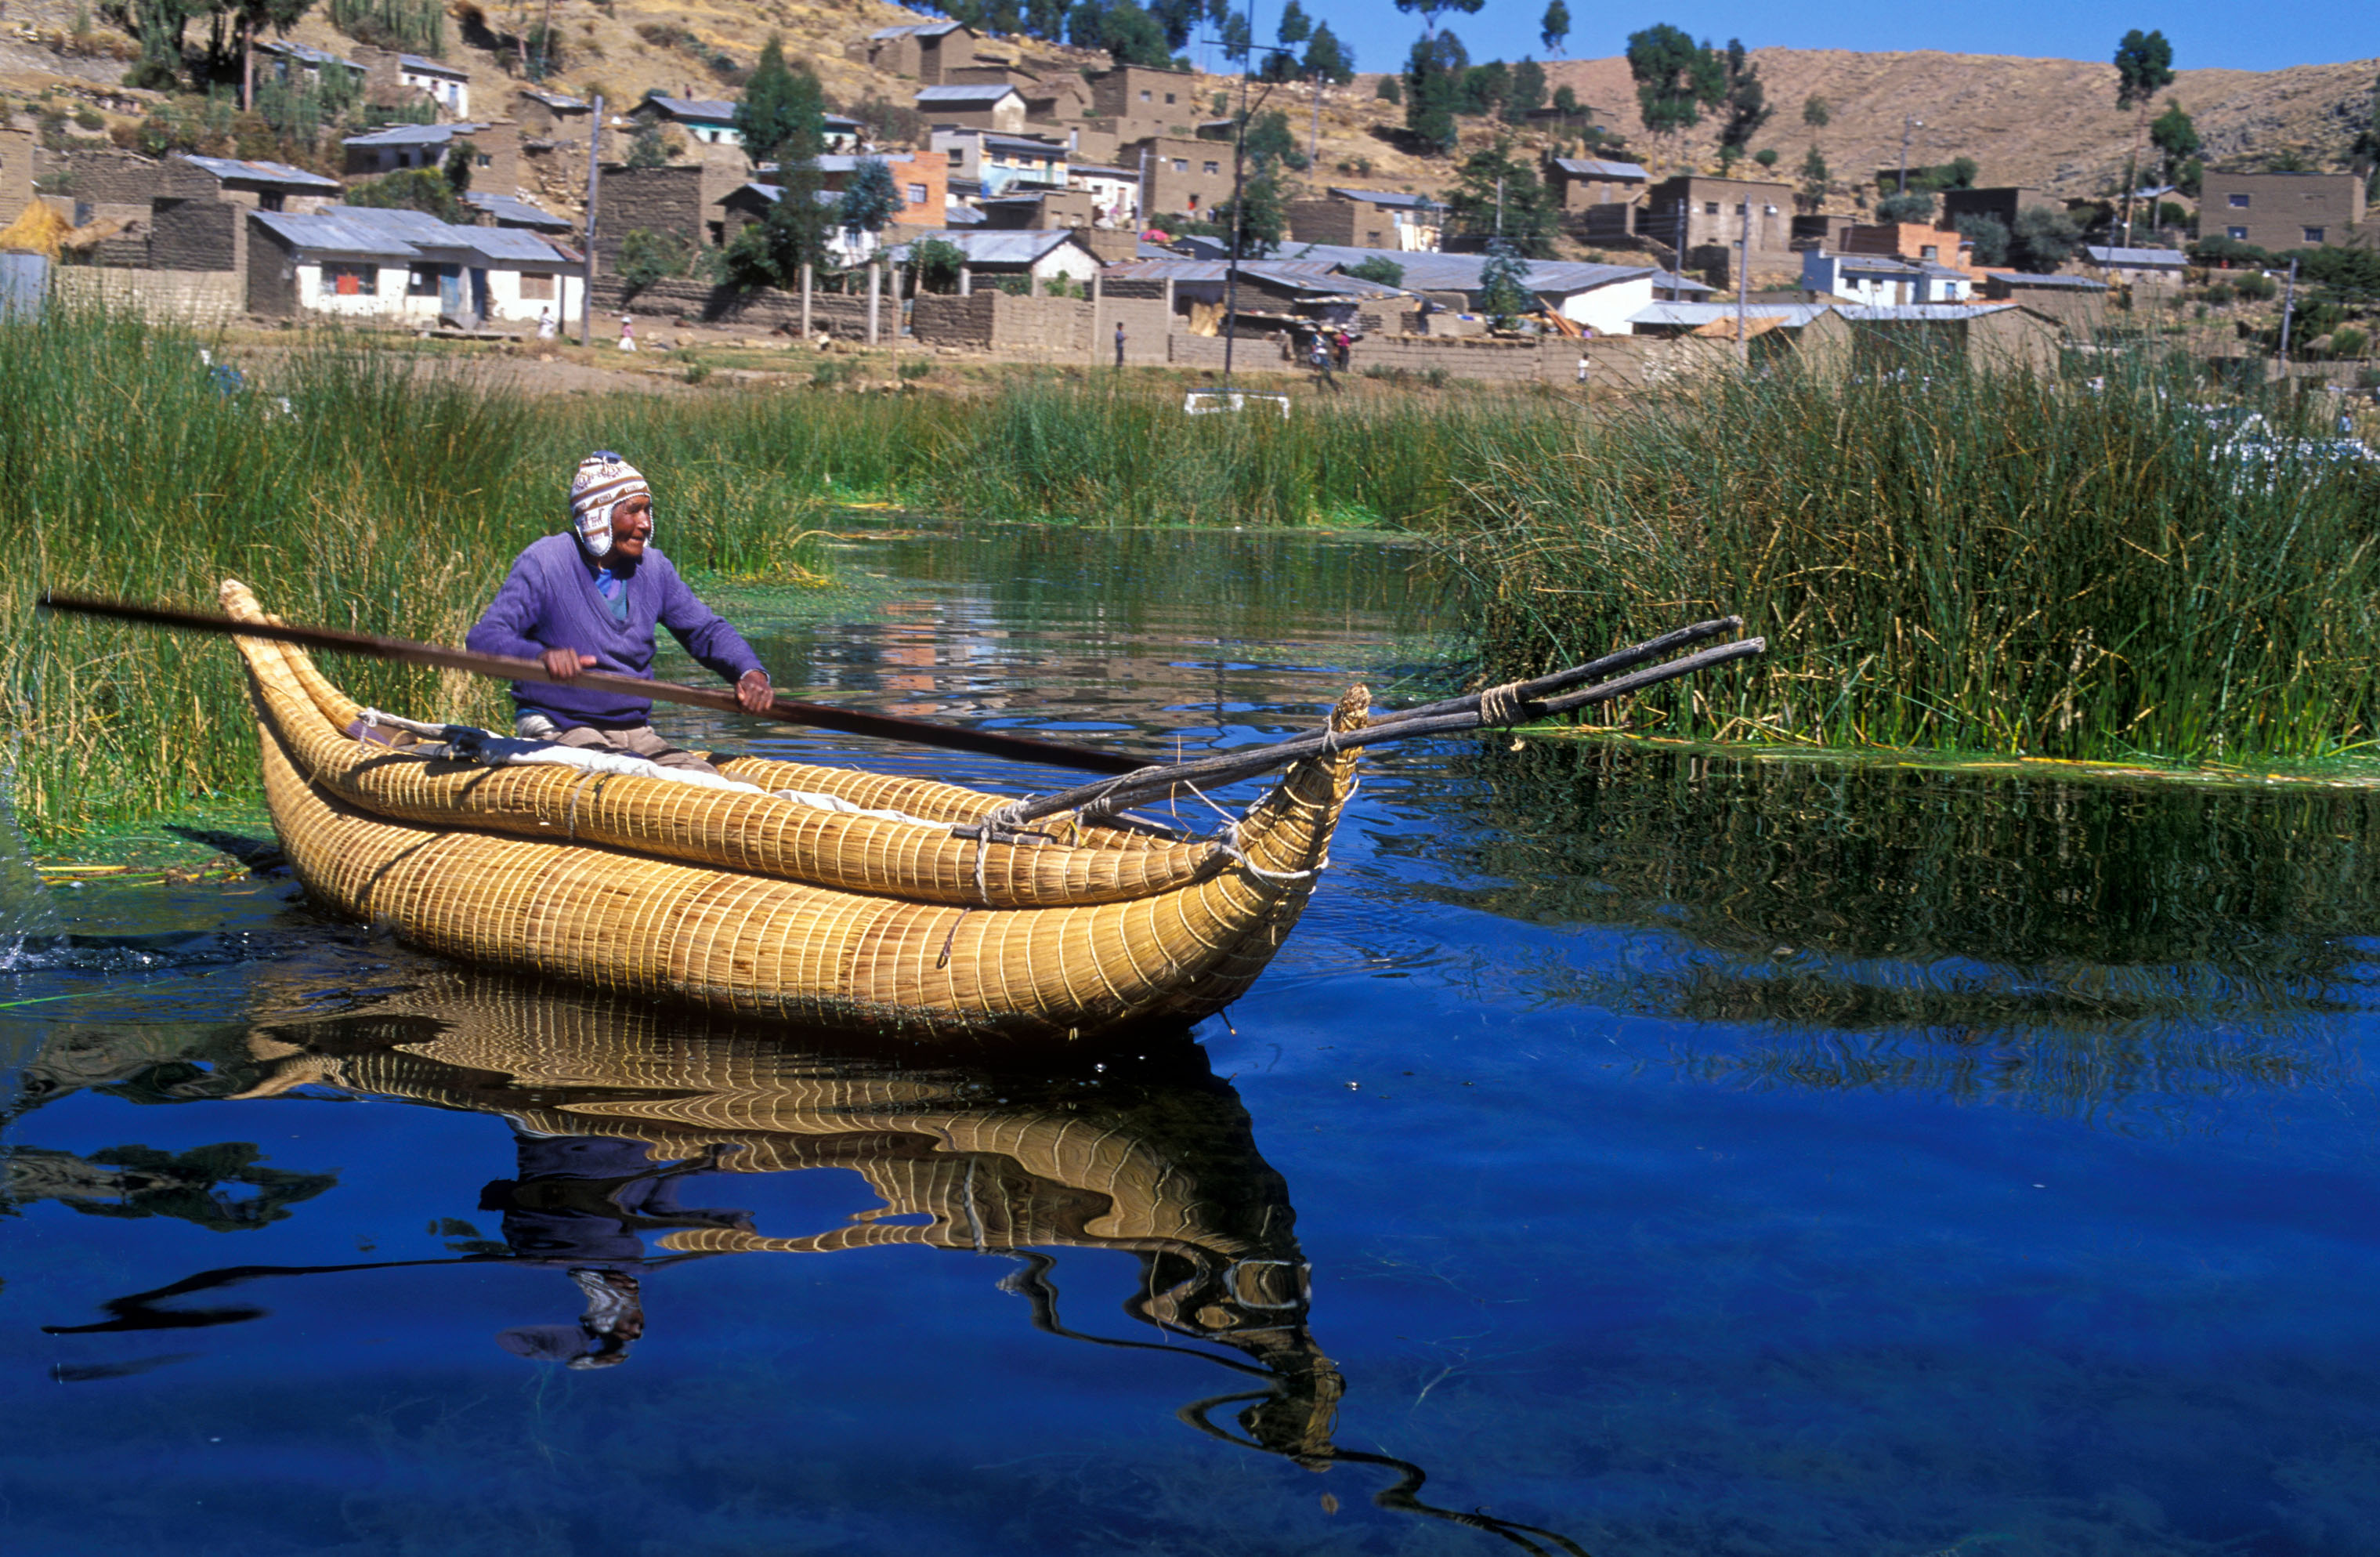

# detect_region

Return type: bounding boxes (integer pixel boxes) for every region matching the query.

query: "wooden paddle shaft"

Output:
[38,592,1155,776]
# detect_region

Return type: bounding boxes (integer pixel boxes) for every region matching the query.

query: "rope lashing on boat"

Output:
[936,907,974,970]
[1214,821,1322,884]
[1476,679,1528,728]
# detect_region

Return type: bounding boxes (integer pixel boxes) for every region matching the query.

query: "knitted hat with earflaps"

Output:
[569,451,650,557]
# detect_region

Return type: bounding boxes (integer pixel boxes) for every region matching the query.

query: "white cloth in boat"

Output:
[355,708,943,827]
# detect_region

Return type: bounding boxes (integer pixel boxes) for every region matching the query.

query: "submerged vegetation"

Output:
[7,305,2378,839]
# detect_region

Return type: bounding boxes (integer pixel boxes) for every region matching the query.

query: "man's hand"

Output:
[736,668,773,715]
[542,646,597,680]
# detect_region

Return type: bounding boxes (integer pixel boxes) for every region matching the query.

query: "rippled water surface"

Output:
[7,527,2380,1557]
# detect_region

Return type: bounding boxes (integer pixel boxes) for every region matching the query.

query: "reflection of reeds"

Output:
[1433,358,2380,765]
[1429,740,2378,1113]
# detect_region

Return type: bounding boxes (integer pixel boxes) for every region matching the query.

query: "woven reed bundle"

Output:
[223,582,1211,907]
[231,596,1362,1036]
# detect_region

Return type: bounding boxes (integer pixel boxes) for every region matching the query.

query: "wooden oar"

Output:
[38,592,1155,776]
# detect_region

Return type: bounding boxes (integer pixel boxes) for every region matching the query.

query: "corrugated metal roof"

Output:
[917,84,1022,103]
[871,20,965,38]
[2085,245,2186,265]
[818,153,919,173]
[398,53,468,78]
[1630,302,1836,328]
[1268,241,1657,297]
[465,191,573,230]
[884,228,1082,264]
[519,89,588,110]
[1325,186,1444,210]
[1070,163,1138,179]
[1985,270,2111,290]
[344,121,494,147]
[254,206,576,267]
[258,40,357,70]
[978,132,1067,153]
[1837,303,2017,320]
[943,204,987,225]
[643,95,737,121]
[1552,158,1649,180]
[180,154,342,190]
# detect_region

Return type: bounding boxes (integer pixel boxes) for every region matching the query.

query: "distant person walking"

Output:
[1114,320,1126,368]
[617,314,636,353]
[1333,329,1351,371]
[1309,333,1340,393]
[537,308,557,342]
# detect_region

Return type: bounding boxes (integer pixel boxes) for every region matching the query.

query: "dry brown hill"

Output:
[1539,49,2380,201]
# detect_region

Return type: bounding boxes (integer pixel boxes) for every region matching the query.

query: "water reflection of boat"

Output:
[221,581,1360,1041]
[16,979,1585,1555]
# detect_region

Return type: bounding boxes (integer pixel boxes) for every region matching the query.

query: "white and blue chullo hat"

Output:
[568,451,651,556]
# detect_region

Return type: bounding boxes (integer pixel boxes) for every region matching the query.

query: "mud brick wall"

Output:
[149,197,240,273]
[45,147,162,205]
[986,293,1091,351]
[1098,296,1170,362]
[913,292,994,348]
[593,277,879,339]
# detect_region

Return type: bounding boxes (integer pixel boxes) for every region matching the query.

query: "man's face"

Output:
[606,494,653,563]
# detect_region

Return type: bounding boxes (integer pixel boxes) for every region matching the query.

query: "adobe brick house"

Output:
[1643,175,1796,255]
[1940,186,2053,231]
[915,84,1027,135]
[1088,65,1200,143]
[2200,170,2367,251]
[1126,136,1232,219]
[847,21,978,85]
[0,120,31,230]
[1546,156,1648,213]
[1286,189,1445,251]
[342,121,520,194]
[1841,220,1972,271]
[591,159,747,264]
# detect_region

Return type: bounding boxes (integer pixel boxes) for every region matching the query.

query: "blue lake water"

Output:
[5,527,2379,1556]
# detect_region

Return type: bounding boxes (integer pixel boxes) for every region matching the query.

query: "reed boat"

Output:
[222,580,1362,1040]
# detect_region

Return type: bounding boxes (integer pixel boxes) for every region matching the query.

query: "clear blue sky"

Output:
[1230,1,2378,76]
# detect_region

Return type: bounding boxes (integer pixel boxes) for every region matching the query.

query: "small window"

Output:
[2228,193,2250,208]
[520,273,555,300]
[476,153,491,168]
[327,263,378,297]
[1703,201,1719,215]
[407,266,439,297]
[1140,89,1152,101]
[1164,93,1176,104]
[2226,225,2248,240]
[907,183,927,204]
[260,190,284,212]
[1920,244,1937,259]
[2304,226,2326,244]
[1203,161,1219,176]
[1172,158,1187,172]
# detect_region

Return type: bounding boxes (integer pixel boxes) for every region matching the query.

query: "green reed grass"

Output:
[1434,353,2380,765]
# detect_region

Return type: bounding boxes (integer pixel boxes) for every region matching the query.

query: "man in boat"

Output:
[466,451,774,773]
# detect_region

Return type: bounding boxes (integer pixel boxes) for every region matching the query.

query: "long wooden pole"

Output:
[40,592,1153,776]
[579,93,603,347]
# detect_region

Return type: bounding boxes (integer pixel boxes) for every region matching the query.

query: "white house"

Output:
[397,54,469,118]
[248,206,581,328]
[2082,244,2189,286]
[1802,251,1974,306]
[884,228,1101,289]
[1069,161,1140,226]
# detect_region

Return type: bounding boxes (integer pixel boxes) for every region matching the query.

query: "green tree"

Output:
[837,157,902,239]
[346,167,468,222]
[1802,92,1828,130]
[1344,254,1405,285]
[2350,74,2380,196]
[1303,23,1354,85]
[1394,0,1483,40]
[1148,0,1199,49]
[1753,147,1778,169]
[1376,72,1402,104]
[1875,190,1936,222]
[1476,237,1533,327]
[1447,138,1558,256]
[617,227,697,295]
[2149,100,2200,182]
[1214,162,1286,255]
[1219,9,1250,65]
[1402,31,1467,152]
[1716,38,1771,156]
[1507,57,1547,122]
[624,121,671,168]
[1955,212,2010,266]
[1539,0,1569,55]
[1626,24,1724,153]
[1796,143,1828,212]
[906,235,968,293]
[2113,27,2176,244]
[724,37,831,290]
[440,137,474,197]
[2011,204,2082,273]
[1243,107,1307,171]
[1459,60,1510,118]
[1069,0,1170,67]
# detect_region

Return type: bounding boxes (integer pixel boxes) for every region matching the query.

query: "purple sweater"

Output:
[466,533,765,730]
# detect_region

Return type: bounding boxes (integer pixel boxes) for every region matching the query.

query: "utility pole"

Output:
[2277,255,2300,366]
[1736,197,1750,364]
[1221,0,1255,390]
[1897,114,1922,195]
[1311,71,1321,167]
[537,0,552,78]
[1496,174,1504,236]
[578,94,602,347]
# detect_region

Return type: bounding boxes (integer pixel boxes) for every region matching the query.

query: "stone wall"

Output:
[53,265,240,324]
[593,162,741,267]
[913,292,993,349]
[45,147,162,206]
[1167,328,1724,388]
